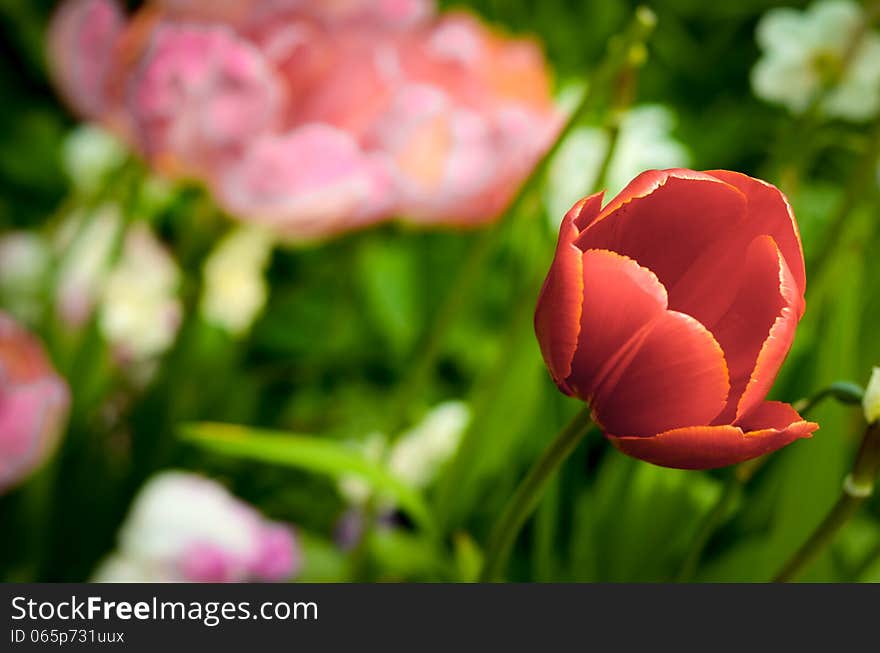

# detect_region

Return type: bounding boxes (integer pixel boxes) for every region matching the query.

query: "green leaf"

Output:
[369,529,449,581]
[180,422,435,534]
[297,532,348,582]
[356,235,420,356]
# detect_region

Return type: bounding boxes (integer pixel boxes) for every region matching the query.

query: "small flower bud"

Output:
[863,367,880,425]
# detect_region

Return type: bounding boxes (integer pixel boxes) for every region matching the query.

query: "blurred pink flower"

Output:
[127,23,283,179]
[94,471,301,583]
[241,0,432,32]
[47,0,125,119]
[290,29,402,137]
[215,124,394,240]
[300,0,433,29]
[0,314,70,494]
[153,0,257,24]
[367,84,496,224]
[48,0,559,236]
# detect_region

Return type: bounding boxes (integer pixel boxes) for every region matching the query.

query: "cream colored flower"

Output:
[200,226,273,335]
[99,223,182,363]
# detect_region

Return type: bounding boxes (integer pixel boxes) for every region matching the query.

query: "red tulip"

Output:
[535,169,818,469]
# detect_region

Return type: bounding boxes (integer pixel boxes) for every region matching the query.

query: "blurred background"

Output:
[1,0,879,582]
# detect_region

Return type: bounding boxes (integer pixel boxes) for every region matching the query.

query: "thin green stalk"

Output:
[792,381,864,415]
[674,455,769,583]
[383,227,496,436]
[674,384,860,582]
[774,421,880,582]
[479,407,593,582]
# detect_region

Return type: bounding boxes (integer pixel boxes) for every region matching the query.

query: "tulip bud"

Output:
[535,168,818,469]
[0,314,70,493]
[863,367,880,425]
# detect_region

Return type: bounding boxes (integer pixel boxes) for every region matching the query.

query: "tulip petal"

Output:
[590,309,730,438]
[564,248,668,399]
[734,241,802,421]
[534,194,602,394]
[576,169,748,294]
[707,235,790,423]
[704,170,806,299]
[736,400,816,433]
[608,401,817,469]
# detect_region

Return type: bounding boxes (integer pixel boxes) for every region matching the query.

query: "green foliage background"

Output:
[0,0,878,582]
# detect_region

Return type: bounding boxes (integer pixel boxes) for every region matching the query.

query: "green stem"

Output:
[674,467,740,582]
[383,227,496,436]
[479,407,593,582]
[849,537,880,580]
[774,421,880,582]
[675,384,857,581]
[792,381,864,415]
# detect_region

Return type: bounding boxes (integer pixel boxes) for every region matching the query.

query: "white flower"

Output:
[544,104,690,225]
[99,223,182,363]
[388,401,470,489]
[751,0,880,121]
[62,124,127,195]
[200,226,273,335]
[864,367,880,424]
[93,471,300,583]
[337,402,471,506]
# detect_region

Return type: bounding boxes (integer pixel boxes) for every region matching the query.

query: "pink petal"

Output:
[48,0,125,119]
[216,124,395,240]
